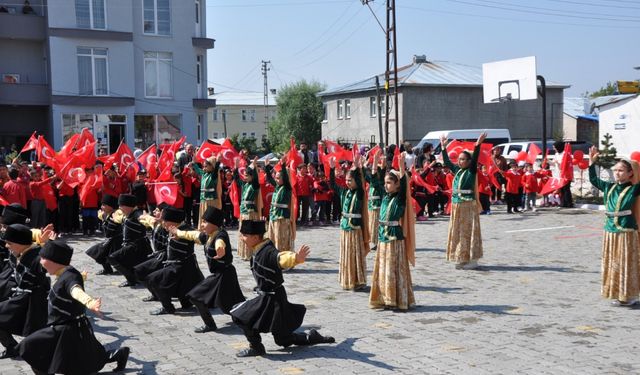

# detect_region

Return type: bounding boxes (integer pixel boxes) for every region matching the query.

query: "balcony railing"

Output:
[0,82,49,106]
[0,13,45,41]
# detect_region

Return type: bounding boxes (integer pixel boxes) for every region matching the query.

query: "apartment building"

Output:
[0,0,215,153]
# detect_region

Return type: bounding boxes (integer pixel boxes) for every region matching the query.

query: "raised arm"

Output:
[588,146,608,192]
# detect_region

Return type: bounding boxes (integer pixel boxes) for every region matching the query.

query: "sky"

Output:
[205,0,640,98]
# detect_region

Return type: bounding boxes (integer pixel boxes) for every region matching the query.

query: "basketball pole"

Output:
[537,75,547,160]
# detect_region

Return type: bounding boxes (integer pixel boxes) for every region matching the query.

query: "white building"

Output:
[208,92,276,141]
[597,94,640,158]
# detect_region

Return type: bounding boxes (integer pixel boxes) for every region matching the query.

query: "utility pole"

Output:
[362,0,399,146]
[261,60,271,137]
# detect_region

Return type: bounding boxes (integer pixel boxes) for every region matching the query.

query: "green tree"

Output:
[596,133,617,169]
[229,133,259,157]
[587,82,616,98]
[268,80,326,152]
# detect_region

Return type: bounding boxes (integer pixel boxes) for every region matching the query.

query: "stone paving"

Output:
[1,205,639,374]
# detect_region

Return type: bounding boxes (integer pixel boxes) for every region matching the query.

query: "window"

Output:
[144,52,172,98]
[250,132,256,138]
[196,55,203,98]
[242,132,247,137]
[370,97,377,117]
[249,109,256,122]
[337,100,343,119]
[77,47,108,96]
[380,96,386,117]
[323,104,327,121]
[213,132,219,138]
[196,114,202,142]
[345,99,351,119]
[221,109,226,122]
[241,109,247,122]
[62,114,125,155]
[212,109,219,122]
[270,109,277,121]
[134,114,181,149]
[76,0,106,29]
[143,0,171,35]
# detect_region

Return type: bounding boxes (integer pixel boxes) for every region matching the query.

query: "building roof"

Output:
[564,97,588,119]
[318,59,569,96]
[592,94,638,109]
[211,92,277,106]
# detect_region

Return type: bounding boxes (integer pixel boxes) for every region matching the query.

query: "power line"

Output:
[475,0,640,18]
[546,0,640,11]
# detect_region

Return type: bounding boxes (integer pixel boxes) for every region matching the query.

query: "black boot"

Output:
[96,263,114,275]
[107,347,130,372]
[0,347,18,359]
[191,299,217,333]
[307,329,335,345]
[109,259,137,287]
[236,343,266,357]
[0,331,18,359]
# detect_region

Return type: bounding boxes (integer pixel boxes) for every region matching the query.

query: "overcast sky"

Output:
[205,0,640,98]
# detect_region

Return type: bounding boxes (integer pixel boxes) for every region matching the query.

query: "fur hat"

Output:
[202,207,223,227]
[118,194,137,208]
[40,240,73,266]
[4,224,32,245]
[161,206,185,223]
[0,204,30,225]
[101,194,119,209]
[239,220,266,235]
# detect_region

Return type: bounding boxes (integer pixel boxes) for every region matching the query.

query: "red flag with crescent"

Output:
[137,144,158,171]
[318,143,330,177]
[37,136,59,170]
[287,138,304,170]
[218,143,240,169]
[194,140,222,163]
[527,143,542,164]
[72,141,97,168]
[58,134,80,163]
[20,132,38,153]
[324,140,352,162]
[411,166,437,194]
[367,145,381,165]
[230,180,240,218]
[560,143,574,181]
[59,156,87,188]
[76,128,96,149]
[392,145,401,170]
[539,177,569,196]
[154,182,178,205]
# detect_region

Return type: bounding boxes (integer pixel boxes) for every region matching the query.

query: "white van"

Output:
[414,129,511,154]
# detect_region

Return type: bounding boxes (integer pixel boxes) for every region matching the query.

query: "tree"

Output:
[229,134,259,157]
[587,82,616,98]
[268,80,326,152]
[596,132,617,169]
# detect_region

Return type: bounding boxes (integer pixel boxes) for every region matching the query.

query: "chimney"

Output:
[413,55,428,64]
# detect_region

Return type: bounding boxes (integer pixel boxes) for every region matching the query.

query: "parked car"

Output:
[493,140,592,161]
[413,128,511,155]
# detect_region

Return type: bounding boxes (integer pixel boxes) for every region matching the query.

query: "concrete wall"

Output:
[47,0,133,32]
[208,105,274,140]
[599,96,640,158]
[321,85,564,146]
[0,39,47,84]
[563,114,577,141]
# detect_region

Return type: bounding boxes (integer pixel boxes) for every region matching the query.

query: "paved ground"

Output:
[2,204,639,374]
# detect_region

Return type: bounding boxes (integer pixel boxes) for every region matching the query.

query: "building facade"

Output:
[208,92,276,142]
[318,56,567,146]
[0,0,215,153]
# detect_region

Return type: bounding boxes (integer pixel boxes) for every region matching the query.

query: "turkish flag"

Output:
[218,143,240,169]
[20,132,38,153]
[527,143,542,164]
[58,134,80,163]
[72,141,97,168]
[318,143,330,177]
[539,177,569,195]
[230,180,240,218]
[154,182,178,205]
[76,128,96,149]
[155,164,173,182]
[0,194,9,206]
[411,166,437,193]
[137,144,158,171]
[560,143,574,181]
[392,145,401,170]
[59,156,87,188]
[352,141,359,162]
[367,145,381,165]
[260,179,275,218]
[287,138,304,170]
[194,140,221,163]
[37,136,59,170]
[324,140,352,162]
[79,171,101,203]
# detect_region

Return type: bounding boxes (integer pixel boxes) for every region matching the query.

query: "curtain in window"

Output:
[158,58,171,97]
[92,0,105,29]
[76,0,90,28]
[157,0,171,35]
[143,0,155,33]
[94,57,108,95]
[145,59,158,97]
[78,55,93,95]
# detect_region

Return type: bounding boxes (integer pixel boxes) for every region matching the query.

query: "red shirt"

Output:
[313,178,331,201]
[174,189,184,209]
[2,180,27,208]
[477,172,492,196]
[41,183,57,210]
[181,168,193,197]
[103,176,122,198]
[521,172,539,194]
[295,173,314,197]
[503,170,522,194]
[29,177,54,200]
[57,181,75,197]
[17,176,32,201]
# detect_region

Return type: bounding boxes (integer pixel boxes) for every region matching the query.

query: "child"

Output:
[265,157,295,252]
[18,240,130,373]
[539,161,553,207]
[364,151,385,249]
[369,151,416,310]
[521,162,539,212]
[497,161,523,214]
[234,156,262,260]
[312,170,331,225]
[190,156,222,220]
[230,220,334,357]
[85,194,123,275]
[477,164,492,214]
[329,154,369,290]
[174,207,245,333]
[588,146,640,306]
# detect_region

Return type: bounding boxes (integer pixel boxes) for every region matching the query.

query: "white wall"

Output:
[599,96,640,158]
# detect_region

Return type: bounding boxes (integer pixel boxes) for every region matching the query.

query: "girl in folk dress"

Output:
[265,156,296,252]
[329,154,369,290]
[364,151,386,251]
[190,156,222,220]
[234,156,262,260]
[369,151,416,310]
[589,146,640,306]
[440,132,487,270]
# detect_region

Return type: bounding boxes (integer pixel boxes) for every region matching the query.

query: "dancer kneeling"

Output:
[369,151,416,310]
[230,220,335,357]
[18,240,129,374]
[171,206,245,333]
[85,194,123,275]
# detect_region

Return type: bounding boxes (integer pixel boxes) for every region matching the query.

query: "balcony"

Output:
[0,13,45,41]
[192,37,215,50]
[193,98,216,109]
[0,82,49,106]
[49,28,133,41]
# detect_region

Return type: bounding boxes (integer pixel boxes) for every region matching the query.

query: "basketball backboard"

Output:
[482,56,537,104]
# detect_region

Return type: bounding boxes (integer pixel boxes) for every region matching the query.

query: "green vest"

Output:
[442,144,479,203]
[365,167,385,210]
[193,162,219,200]
[330,167,364,231]
[589,164,640,233]
[378,175,406,243]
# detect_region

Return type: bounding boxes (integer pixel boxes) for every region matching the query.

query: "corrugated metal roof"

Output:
[319,60,569,96]
[592,94,638,108]
[211,92,277,106]
[563,96,589,118]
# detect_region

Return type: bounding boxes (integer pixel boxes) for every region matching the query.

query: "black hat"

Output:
[202,207,223,227]
[433,162,443,168]
[131,182,147,205]
[239,220,266,235]
[101,194,119,209]
[1,203,30,225]
[40,240,73,266]
[161,206,184,223]
[118,194,137,207]
[4,224,32,245]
